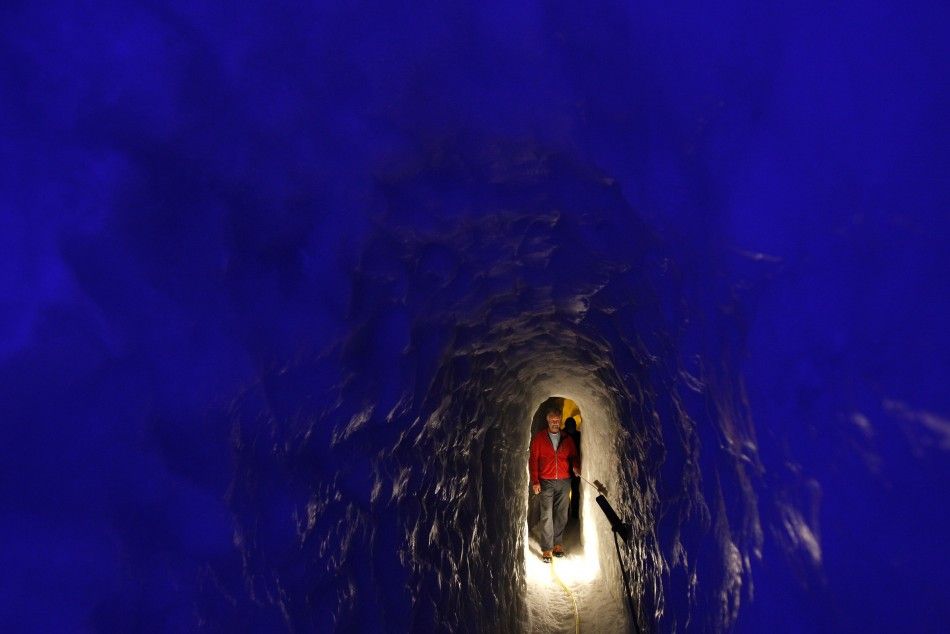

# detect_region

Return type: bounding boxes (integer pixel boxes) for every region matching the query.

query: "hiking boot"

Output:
[541,550,552,563]
[553,545,565,558]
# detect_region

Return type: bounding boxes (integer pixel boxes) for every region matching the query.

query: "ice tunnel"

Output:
[225,150,767,632]
[4,1,947,632]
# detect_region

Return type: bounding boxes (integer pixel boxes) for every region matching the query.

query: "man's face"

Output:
[546,412,561,433]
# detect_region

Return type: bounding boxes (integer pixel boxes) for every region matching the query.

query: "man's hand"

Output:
[532,483,540,495]
[573,469,580,478]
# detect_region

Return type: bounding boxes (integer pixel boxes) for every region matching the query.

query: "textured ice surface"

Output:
[222,154,774,631]
[2,1,948,632]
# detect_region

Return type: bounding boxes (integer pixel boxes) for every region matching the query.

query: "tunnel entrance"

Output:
[521,384,629,632]
[526,396,585,561]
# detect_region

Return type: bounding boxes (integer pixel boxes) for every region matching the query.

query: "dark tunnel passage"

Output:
[224,148,767,632]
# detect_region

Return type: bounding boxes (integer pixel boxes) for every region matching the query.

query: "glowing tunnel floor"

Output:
[524,494,629,633]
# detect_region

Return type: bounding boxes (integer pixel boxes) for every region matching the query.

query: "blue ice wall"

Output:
[1,1,947,632]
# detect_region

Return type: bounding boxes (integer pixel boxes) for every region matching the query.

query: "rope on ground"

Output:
[549,556,580,634]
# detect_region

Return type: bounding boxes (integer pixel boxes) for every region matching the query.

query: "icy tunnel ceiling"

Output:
[2,1,948,632]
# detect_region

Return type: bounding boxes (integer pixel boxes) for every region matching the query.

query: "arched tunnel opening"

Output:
[384,333,650,633]
[523,392,628,632]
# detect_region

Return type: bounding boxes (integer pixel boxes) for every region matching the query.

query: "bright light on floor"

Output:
[524,493,601,586]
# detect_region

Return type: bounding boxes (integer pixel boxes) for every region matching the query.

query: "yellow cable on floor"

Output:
[550,555,580,634]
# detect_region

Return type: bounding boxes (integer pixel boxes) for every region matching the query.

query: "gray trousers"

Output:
[539,478,571,550]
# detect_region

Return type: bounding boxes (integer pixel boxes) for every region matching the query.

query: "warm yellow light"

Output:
[523,492,601,587]
[561,399,583,429]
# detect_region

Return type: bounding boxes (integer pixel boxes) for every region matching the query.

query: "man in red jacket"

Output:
[530,407,581,562]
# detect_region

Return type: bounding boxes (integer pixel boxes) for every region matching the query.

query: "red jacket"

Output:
[529,429,580,485]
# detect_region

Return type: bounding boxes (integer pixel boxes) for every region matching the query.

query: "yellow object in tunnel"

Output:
[561,398,582,429]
